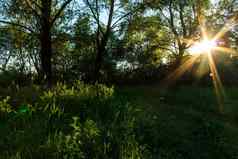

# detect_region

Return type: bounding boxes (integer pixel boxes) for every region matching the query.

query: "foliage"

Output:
[1,83,238,158]
[0,82,148,159]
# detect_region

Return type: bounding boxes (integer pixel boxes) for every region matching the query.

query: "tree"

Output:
[147,0,210,67]
[0,0,74,86]
[83,0,143,82]
[120,15,170,68]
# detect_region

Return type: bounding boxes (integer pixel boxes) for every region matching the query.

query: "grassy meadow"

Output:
[1,83,238,159]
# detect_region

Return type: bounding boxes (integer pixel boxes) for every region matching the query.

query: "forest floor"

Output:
[1,84,238,158]
[117,85,238,157]
[119,85,238,123]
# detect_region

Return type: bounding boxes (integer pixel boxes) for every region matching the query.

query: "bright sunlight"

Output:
[189,39,217,55]
[165,16,238,113]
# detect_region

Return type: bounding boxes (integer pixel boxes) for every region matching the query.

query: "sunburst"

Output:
[189,39,217,55]
[162,17,238,113]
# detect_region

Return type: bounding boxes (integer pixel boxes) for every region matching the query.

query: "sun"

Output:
[189,39,217,55]
[163,16,238,113]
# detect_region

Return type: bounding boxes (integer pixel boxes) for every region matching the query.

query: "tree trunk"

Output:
[94,41,106,82]
[40,0,52,87]
[93,0,114,83]
[174,43,186,68]
[40,27,52,86]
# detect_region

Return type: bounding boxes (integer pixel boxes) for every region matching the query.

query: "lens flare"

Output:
[207,51,225,113]
[162,17,238,113]
[189,39,217,55]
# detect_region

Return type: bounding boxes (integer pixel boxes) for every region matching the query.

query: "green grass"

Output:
[118,85,238,158]
[1,83,238,158]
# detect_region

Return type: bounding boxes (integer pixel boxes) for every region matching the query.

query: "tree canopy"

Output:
[0,0,237,85]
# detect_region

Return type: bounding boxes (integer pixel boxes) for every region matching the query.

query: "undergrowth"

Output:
[0,83,238,159]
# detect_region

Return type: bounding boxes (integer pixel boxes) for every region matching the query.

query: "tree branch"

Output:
[111,5,143,29]
[178,2,187,37]
[0,20,35,33]
[84,0,104,34]
[51,0,73,26]
[104,0,115,36]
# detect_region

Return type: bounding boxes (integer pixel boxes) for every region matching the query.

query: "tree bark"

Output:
[94,44,104,82]
[39,26,52,86]
[40,0,52,87]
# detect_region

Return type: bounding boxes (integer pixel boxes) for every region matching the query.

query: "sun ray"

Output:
[194,55,209,80]
[213,46,237,55]
[212,25,231,42]
[162,13,236,113]
[200,18,208,40]
[189,39,217,55]
[181,38,197,47]
[207,51,225,113]
[212,17,237,41]
[161,55,200,87]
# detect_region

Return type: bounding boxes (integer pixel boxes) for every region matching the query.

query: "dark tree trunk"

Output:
[40,0,52,87]
[173,43,186,68]
[94,37,108,82]
[40,26,52,86]
[94,45,104,82]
